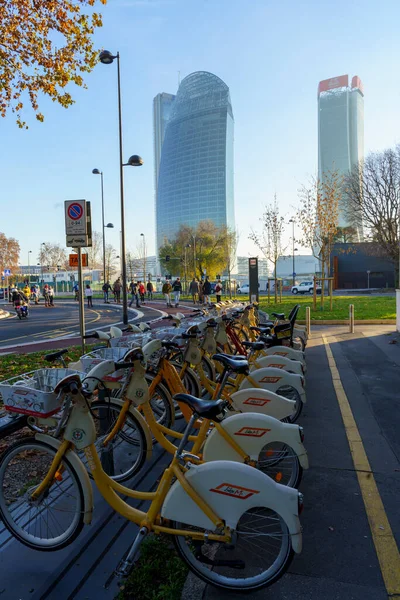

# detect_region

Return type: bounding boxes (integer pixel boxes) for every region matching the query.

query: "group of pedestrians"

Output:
[188,277,222,305]
[162,278,182,307]
[129,280,154,308]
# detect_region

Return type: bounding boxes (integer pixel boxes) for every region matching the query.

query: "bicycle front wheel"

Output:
[173,506,294,591]
[0,438,84,551]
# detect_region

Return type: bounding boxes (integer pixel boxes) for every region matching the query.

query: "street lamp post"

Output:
[99,50,143,324]
[28,250,32,285]
[184,244,191,293]
[289,219,296,286]
[92,168,114,285]
[140,233,146,281]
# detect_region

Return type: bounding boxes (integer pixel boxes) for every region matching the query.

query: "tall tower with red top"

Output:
[318,75,364,238]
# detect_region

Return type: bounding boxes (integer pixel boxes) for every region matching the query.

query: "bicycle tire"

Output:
[173,506,294,591]
[87,401,148,481]
[0,437,84,551]
[201,355,217,382]
[277,387,303,423]
[232,324,249,343]
[170,362,202,398]
[257,442,302,488]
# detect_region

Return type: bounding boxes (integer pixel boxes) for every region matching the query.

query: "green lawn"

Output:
[257,295,396,321]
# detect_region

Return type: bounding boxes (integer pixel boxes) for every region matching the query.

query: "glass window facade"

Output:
[156,71,235,252]
[318,75,364,237]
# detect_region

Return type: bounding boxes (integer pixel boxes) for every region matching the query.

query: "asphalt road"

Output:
[0,301,142,349]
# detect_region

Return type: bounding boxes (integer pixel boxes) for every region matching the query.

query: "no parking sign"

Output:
[65,200,91,247]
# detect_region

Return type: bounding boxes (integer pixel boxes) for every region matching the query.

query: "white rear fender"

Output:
[83,360,121,392]
[240,367,306,403]
[93,330,111,341]
[252,355,304,377]
[229,388,296,420]
[142,339,162,361]
[35,433,93,524]
[203,412,308,469]
[260,346,306,368]
[161,461,302,553]
[293,327,307,342]
[110,326,123,338]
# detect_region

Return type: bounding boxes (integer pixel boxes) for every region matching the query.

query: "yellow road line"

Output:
[323,335,400,597]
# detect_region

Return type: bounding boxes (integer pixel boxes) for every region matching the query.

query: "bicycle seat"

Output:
[44,349,68,362]
[271,312,285,320]
[250,326,271,333]
[212,354,249,374]
[173,394,225,420]
[242,341,265,351]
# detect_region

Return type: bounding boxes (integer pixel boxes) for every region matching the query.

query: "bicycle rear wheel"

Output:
[0,438,84,551]
[173,506,294,591]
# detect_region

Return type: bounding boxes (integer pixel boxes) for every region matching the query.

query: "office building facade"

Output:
[155,71,235,253]
[318,75,364,237]
[153,93,176,199]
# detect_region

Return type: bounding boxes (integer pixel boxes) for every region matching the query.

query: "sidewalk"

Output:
[183,324,400,600]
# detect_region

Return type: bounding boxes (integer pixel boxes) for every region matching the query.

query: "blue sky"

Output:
[1,0,400,269]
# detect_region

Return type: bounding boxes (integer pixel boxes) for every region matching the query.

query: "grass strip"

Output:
[118,535,188,600]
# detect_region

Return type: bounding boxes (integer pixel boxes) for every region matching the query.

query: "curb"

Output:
[297,319,396,325]
[0,310,10,320]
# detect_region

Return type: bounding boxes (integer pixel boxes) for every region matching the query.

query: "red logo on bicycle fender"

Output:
[210,483,260,500]
[273,352,288,357]
[268,364,285,369]
[259,376,281,383]
[243,397,271,407]
[234,427,271,437]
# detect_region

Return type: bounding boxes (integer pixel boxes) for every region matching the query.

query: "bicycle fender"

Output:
[142,339,162,361]
[84,360,118,390]
[203,412,308,469]
[161,460,302,553]
[261,346,306,370]
[293,328,307,343]
[229,388,296,420]
[251,355,304,377]
[35,433,94,525]
[103,398,153,462]
[240,367,307,403]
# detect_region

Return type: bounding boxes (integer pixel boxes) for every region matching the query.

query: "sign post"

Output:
[65,200,92,353]
[248,257,259,303]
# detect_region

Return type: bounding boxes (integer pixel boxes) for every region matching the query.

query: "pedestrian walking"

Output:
[198,280,204,305]
[189,278,199,304]
[203,277,212,305]
[73,282,79,301]
[43,284,50,307]
[48,285,55,307]
[162,280,172,307]
[146,280,154,300]
[85,284,93,308]
[172,277,182,307]
[113,278,121,303]
[215,279,223,303]
[102,281,112,303]
[138,281,146,304]
[129,280,140,308]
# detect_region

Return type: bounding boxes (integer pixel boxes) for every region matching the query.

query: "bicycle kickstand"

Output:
[115,526,149,577]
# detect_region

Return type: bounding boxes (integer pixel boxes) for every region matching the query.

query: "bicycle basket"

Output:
[80,347,130,374]
[0,368,84,417]
[109,332,152,349]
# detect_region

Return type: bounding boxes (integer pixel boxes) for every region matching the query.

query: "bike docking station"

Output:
[65,199,92,355]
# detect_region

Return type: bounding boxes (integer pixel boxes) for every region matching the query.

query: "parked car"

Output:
[237,283,250,294]
[0,289,5,300]
[291,281,321,295]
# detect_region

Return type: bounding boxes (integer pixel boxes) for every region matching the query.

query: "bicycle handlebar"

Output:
[114,362,135,370]
[83,332,99,339]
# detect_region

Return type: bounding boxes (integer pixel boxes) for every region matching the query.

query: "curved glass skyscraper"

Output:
[155,71,234,252]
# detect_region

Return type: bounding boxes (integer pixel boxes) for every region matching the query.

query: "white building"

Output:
[277,255,318,280]
[235,256,270,279]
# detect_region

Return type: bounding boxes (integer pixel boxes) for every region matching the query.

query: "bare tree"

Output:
[86,231,102,271]
[297,170,342,283]
[104,244,118,283]
[0,232,20,276]
[345,146,400,272]
[38,243,68,270]
[224,228,239,298]
[249,196,287,302]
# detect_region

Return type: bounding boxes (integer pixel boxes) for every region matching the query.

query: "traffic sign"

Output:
[69,254,88,267]
[65,200,87,238]
[4,269,11,276]
[293,272,296,277]
[1,277,4,281]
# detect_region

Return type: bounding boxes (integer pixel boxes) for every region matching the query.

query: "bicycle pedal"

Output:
[115,559,134,577]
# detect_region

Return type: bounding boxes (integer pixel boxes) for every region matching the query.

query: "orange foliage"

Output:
[0,0,107,127]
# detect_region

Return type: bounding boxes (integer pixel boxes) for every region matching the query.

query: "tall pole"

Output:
[184,246,187,294]
[77,247,85,354]
[116,53,128,325]
[193,235,197,278]
[100,171,106,284]
[28,251,31,285]
[292,221,295,287]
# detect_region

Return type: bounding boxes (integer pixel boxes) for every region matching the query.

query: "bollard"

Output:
[349,304,355,333]
[306,306,311,337]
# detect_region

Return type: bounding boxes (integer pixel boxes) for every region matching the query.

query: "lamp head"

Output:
[106,223,114,229]
[126,155,144,167]
[99,50,116,65]
[92,168,101,175]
